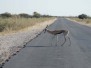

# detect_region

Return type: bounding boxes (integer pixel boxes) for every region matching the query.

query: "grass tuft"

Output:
[0,17,54,33]
[70,18,91,24]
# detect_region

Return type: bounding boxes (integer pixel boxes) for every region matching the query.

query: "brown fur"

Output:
[44,28,71,46]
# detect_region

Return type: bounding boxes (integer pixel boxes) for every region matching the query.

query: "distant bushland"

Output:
[0,12,53,18]
[0,12,55,33]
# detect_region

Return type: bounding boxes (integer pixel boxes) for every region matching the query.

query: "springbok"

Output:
[44,28,71,46]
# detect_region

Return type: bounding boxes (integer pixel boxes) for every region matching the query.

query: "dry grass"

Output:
[0,17,54,33]
[70,18,91,24]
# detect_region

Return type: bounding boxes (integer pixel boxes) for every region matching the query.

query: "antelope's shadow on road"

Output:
[25,46,60,48]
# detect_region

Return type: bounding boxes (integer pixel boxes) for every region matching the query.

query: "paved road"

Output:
[3,18,91,68]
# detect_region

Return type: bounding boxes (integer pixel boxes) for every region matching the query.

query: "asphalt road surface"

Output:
[3,18,91,68]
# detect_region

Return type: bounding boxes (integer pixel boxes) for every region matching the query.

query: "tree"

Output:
[78,14,88,19]
[33,12,41,18]
[0,12,12,18]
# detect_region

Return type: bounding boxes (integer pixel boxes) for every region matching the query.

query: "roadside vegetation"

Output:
[69,14,91,25]
[0,12,55,33]
[0,12,56,65]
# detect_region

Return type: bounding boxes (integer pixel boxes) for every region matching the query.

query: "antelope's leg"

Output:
[51,35,55,46]
[61,34,66,46]
[67,36,71,46]
[56,35,58,46]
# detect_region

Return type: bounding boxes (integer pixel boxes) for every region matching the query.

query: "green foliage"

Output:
[42,15,52,17]
[0,12,12,18]
[78,14,88,19]
[0,12,52,18]
[33,12,41,18]
[19,13,32,18]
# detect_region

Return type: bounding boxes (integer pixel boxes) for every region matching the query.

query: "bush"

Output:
[0,12,12,18]
[78,14,88,19]
[42,15,51,17]
[33,12,41,18]
[0,22,7,32]
[19,13,32,18]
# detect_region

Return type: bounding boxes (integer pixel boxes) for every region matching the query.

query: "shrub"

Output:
[78,14,88,19]
[33,12,41,18]
[0,12,12,18]
[0,22,7,32]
